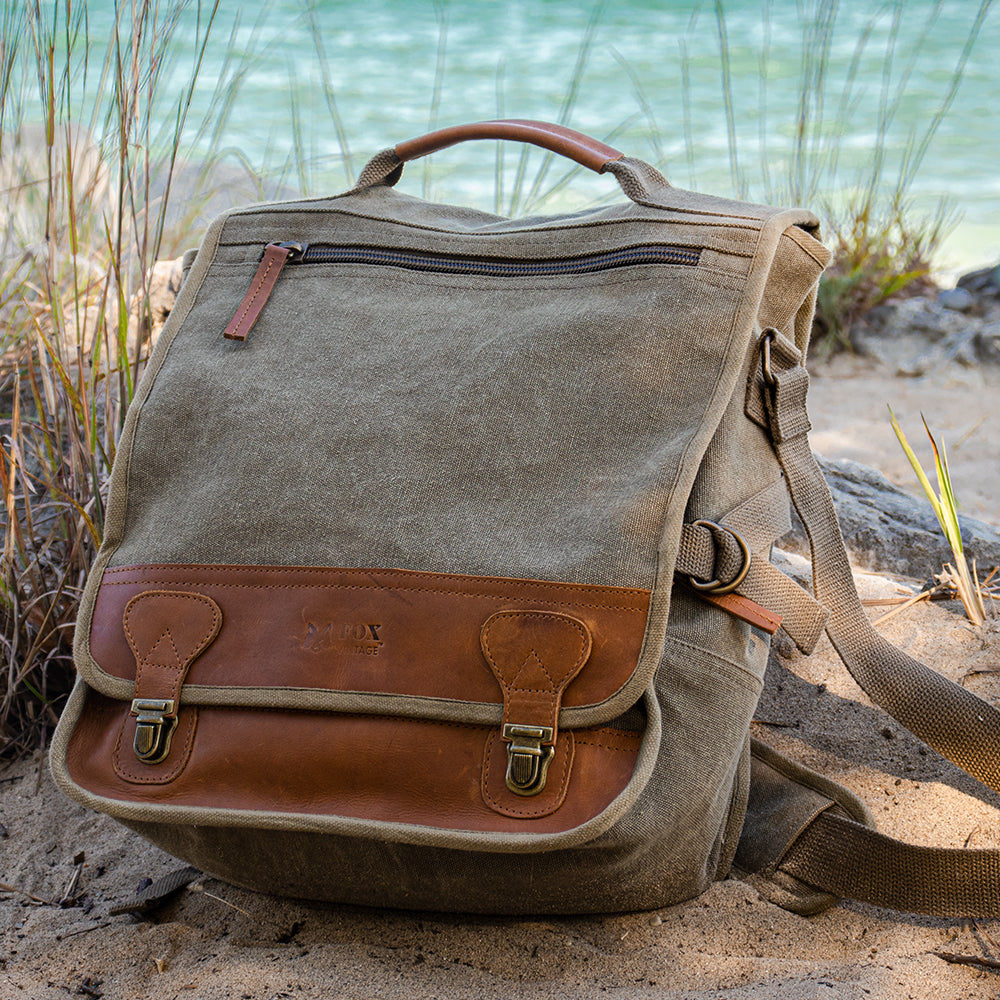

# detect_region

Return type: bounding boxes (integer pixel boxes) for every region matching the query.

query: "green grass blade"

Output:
[889,407,943,523]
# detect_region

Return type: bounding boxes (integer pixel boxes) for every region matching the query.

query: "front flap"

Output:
[75,165,828,738]
[81,563,650,727]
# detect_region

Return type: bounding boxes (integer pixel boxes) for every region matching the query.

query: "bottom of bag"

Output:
[115,813,707,915]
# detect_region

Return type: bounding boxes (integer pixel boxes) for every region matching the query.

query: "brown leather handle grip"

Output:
[394,119,624,173]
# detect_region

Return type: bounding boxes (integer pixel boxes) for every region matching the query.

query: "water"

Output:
[20,0,1000,272]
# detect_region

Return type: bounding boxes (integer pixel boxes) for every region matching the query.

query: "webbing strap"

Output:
[675,523,828,652]
[758,330,1000,915]
[781,811,1000,918]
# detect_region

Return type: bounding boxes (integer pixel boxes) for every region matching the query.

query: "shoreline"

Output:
[932,225,1000,287]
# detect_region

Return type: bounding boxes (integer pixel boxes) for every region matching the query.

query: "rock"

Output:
[914,319,1000,370]
[956,262,1000,299]
[850,298,973,371]
[978,319,1000,364]
[856,297,962,345]
[937,286,975,313]
[127,257,185,352]
[848,274,1000,374]
[780,455,1000,578]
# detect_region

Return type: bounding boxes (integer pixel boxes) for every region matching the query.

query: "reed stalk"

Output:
[0,0,232,757]
[889,409,987,626]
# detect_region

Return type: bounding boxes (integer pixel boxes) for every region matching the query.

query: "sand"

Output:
[3,342,1000,1000]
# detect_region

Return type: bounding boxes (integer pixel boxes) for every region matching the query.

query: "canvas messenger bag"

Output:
[51,120,1000,917]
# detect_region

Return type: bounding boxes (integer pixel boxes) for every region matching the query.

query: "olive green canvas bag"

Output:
[51,121,1000,917]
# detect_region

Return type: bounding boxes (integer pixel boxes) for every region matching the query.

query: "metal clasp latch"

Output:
[502,723,555,796]
[130,698,177,764]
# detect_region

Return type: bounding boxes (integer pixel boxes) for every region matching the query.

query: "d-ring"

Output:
[758,329,778,387]
[687,520,751,595]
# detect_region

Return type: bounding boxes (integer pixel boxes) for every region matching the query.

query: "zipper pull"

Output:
[222,242,306,342]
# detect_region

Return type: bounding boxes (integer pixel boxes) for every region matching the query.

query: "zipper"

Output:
[287,241,701,275]
[223,240,702,342]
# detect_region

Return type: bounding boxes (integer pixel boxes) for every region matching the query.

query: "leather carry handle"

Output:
[394,120,624,174]
[352,120,665,198]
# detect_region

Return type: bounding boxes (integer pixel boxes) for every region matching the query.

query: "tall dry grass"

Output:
[0,0,234,757]
[704,0,992,351]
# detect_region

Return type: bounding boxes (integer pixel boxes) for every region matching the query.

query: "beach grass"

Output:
[705,0,992,351]
[0,0,991,757]
[0,0,232,757]
[889,411,988,626]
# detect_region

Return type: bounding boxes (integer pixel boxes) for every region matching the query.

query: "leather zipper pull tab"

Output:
[223,242,304,342]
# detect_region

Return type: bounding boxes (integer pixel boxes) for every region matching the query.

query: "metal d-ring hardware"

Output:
[687,520,752,596]
[502,723,556,796]
[758,328,778,387]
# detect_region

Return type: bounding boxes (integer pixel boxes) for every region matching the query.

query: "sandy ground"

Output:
[807,344,1000,527]
[3,346,1000,1000]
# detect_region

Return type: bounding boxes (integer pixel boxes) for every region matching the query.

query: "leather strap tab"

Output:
[480,609,592,806]
[124,591,223,708]
[118,590,221,778]
[222,243,293,342]
[693,589,783,635]
[481,610,592,735]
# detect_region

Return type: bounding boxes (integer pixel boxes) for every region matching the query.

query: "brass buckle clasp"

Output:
[502,723,556,796]
[759,328,778,386]
[130,698,178,764]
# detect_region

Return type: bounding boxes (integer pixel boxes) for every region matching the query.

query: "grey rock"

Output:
[957,262,1000,299]
[899,299,970,340]
[781,455,1000,578]
[979,320,1000,364]
[853,299,972,368]
[937,286,975,313]
[927,320,1000,369]
[850,283,1000,375]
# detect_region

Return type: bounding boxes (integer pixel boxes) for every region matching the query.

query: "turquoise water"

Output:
[24,1,1000,270]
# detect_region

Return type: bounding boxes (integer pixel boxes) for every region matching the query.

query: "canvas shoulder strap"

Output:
[740,328,1000,918]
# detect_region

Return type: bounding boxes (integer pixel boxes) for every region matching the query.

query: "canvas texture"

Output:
[51,133,847,915]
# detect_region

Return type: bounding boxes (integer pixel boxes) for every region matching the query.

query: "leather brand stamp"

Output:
[301,622,383,657]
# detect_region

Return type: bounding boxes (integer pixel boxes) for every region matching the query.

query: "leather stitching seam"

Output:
[229,254,279,334]
[103,563,649,597]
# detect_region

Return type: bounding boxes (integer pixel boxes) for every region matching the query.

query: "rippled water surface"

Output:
[50,1,1000,268]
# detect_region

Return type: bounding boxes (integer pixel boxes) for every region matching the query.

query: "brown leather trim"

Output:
[66,690,641,835]
[90,565,650,711]
[694,589,783,635]
[394,120,623,174]
[480,611,591,813]
[222,243,292,341]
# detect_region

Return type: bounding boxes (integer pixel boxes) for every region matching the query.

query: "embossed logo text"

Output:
[301,622,383,656]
